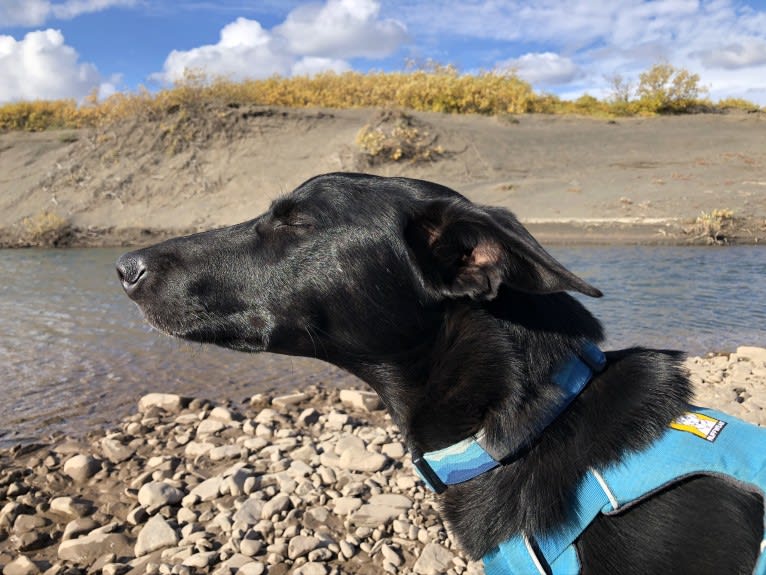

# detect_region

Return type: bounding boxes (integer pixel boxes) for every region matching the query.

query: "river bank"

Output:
[1,109,765,248]
[1,347,764,575]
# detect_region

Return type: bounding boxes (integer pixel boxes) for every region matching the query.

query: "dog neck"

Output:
[343,288,692,559]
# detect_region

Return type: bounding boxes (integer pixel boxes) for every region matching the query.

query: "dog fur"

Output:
[118,173,762,574]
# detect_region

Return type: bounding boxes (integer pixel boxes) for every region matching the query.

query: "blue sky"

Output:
[2,0,766,104]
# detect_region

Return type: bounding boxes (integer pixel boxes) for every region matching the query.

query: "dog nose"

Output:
[116,253,147,295]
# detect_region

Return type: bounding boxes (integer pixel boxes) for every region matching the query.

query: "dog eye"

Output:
[273,217,314,231]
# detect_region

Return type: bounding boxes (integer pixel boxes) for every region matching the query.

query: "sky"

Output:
[1,0,766,104]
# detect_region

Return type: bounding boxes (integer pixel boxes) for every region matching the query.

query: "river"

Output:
[1,246,764,446]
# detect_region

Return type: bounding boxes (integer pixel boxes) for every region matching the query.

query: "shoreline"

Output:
[1,347,764,574]
[1,216,764,249]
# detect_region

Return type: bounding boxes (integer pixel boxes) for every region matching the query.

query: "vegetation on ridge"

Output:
[0,63,762,133]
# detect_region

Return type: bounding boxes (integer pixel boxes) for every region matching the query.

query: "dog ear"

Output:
[405,199,602,300]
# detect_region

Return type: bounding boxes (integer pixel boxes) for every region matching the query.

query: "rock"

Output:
[236,562,266,575]
[239,538,264,557]
[58,530,132,565]
[368,494,412,511]
[287,535,321,559]
[381,544,402,566]
[339,389,382,412]
[272,392,308,408]
[210,405,241,422]
[134,515,179,557]
[138,482,184,510]
[13,514,48,534]
[233,498,265,525]
[182,551,217,568]
[292,563,327,575]
[196,418,226,436]
[100,436,136,463]
[413,543,454,575]
[184,441,214,458]
[350,504,404,527]
[63,454,100,482]
[338,448,388,472]
[209,444,242,461]
[260,494,292,519]
[2,555,40,575]
[62,517,99,541]
[381,442,405,459]
[49,496,94,517]
[735,346,766,365]
[326,411,349,429]
[188,476,222,502]
[298,408,320,425]
[138,393,186,414]
[332,497,363,516]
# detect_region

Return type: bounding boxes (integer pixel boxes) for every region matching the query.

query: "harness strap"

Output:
[414,342,606,493]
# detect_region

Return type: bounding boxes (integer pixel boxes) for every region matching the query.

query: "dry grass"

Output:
[19,212,73,247]
[690,209,736,245]
[355,110,444,165]
[0,65,763,133]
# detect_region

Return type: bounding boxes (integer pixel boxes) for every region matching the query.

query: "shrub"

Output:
[691,209,735,245]
[355,110,444,164]
[636,63,707,113]
[19,212,73,247]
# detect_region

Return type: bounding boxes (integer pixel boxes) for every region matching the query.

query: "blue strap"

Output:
[415,344,606,492]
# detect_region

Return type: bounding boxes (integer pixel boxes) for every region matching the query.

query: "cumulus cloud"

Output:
[154,0,407,84]
[0,29,108,102]
[0,0,137,27]
[393,0,766,103]
[499,52,582,87]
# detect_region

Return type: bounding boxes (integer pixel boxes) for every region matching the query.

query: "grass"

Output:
[355,110,444,165]
[19,212,73,247]
[0,65,763,133]
[691,209,736,245]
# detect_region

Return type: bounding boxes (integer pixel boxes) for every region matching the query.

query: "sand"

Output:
[1,107,765,247]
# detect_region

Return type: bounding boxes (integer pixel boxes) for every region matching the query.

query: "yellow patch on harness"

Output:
[670,411,727,442]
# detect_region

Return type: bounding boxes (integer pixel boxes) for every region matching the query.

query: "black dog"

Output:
[117,173,763,574]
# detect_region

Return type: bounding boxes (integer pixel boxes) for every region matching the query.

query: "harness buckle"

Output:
[412,450,448,494]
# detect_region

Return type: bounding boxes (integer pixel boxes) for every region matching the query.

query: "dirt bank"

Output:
[1,107,765,248]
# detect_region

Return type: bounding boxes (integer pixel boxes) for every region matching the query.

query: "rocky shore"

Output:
[1,347,765,575]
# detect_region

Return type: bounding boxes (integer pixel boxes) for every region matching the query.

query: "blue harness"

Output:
[413,345,766,575]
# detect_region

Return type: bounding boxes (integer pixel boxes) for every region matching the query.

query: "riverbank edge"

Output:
[1,347,765,575]
[2,216,765,249]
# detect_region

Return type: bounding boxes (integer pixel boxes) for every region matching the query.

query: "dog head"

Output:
[117,173,601,362]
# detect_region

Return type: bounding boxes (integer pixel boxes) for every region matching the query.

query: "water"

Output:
[1,246,764,446]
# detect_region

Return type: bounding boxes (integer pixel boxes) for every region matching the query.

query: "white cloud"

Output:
[499,52,582,87]
[0,0,137,27]
[154,0,406,84]
[276,0,407,58]
[391,0,766,103]
[0,29,108,102]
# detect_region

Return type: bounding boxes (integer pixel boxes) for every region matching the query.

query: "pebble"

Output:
[3,362,764,575]
[339,389,382,412]
[62,454,100,483]
[2,555,40,575]
[134,515,179,556]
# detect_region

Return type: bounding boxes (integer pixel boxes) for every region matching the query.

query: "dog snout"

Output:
[116,252,147,296]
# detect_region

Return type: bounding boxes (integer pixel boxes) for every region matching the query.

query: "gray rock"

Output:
[332,497,362,516]
[210,406,241,422]
[137,482,184,510]
[189,476,222,502]
[62,517,99,541]
[196,418,226,436]
[339,389,382,412]
[236,562,266,575]
[100,436,136,463]
[63,454,100,482]
[338,448,387,472]
[350,504,403,527]
[368,494,412,511]
[182,551,217,568]
[239,538,264,557]
[233,498,264,525]
[134,515,179,557]
[2,555,40,575]
[58,530,132,565]
[293,563,328,575]
[260,494,292,519]
[138,393,185,413]
[413,543,454,575]
[184,441,214,458]
[49,496,94,517]
[271,392,308,408]
[209,444,242,461]
[287,535,320,559]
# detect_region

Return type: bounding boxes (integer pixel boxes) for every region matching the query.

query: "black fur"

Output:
[117,173,762,574]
